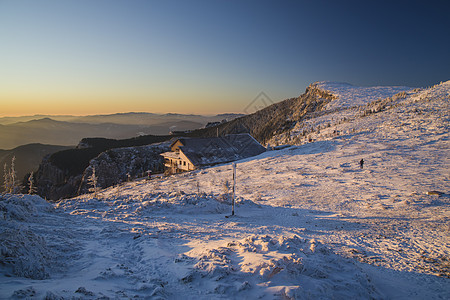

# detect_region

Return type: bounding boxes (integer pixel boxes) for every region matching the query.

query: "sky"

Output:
[0,0,449,116]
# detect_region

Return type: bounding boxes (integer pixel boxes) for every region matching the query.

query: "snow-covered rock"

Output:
[78,142,170,195]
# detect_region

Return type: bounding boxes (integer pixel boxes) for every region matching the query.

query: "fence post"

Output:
[232,163,236,216]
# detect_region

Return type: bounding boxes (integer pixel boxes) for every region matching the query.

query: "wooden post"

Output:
[232,163,236,216]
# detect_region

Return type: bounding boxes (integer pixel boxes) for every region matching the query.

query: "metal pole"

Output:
[232,163,236,216]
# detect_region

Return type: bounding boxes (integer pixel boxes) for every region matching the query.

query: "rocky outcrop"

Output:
[182,85,333,144]
[35,142,170,200]
[304,82,338,101]
[78,142,170,195]
[35,155,83,201]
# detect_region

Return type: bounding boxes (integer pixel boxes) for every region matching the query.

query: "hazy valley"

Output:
[0,112,244,150]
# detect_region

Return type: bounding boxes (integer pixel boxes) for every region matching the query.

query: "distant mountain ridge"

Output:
[0,112,244,126]
[0,112,244,149]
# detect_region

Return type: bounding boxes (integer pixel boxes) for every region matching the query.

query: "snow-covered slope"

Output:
[1,81,449,299]
[313,81,414,110]
[269,81,447,147]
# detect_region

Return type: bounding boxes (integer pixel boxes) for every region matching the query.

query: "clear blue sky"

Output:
[0,0,449,116]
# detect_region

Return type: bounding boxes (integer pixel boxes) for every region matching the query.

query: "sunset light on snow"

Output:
[0,1,449,298]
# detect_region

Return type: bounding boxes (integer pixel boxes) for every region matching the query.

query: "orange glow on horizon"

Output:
[0,94,246,117]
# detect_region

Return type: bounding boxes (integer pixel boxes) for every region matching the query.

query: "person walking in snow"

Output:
[360,159,364,169]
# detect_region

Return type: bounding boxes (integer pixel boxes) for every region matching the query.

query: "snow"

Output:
[1,81,449,299]
[313,81,414,111]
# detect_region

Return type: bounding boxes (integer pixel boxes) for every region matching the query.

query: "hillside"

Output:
[1,81,448,298]
[186,82,414,145]
[315,81,412,110]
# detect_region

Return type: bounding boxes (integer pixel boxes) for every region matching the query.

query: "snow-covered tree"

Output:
[88,166,99,197]
[3,157,18,194]
[3,163,9,193]
[10,156,17,193]
[28,172,37,195]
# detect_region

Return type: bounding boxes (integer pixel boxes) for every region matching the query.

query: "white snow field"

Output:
[315,81,413,111]
[1,81,449,299]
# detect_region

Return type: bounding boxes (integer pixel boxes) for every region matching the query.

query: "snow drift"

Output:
[0,195,55,279]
